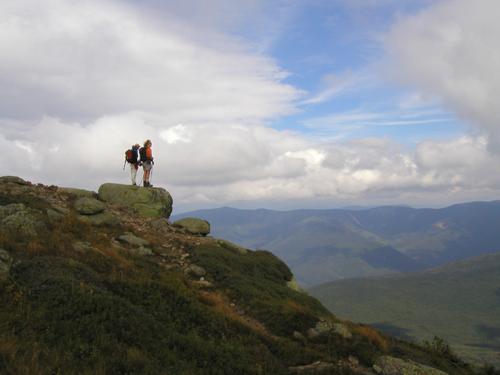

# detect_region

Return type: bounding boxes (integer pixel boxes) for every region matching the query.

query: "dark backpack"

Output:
[139,147,147,162]
[125,148,138,163]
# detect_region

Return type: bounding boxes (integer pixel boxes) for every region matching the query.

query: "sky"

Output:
[1,0,500,213]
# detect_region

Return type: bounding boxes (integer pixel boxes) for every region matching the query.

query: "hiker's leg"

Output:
[131,164,137,185]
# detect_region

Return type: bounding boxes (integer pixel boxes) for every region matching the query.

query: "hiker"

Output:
[140,139,154,187]
[124,144,141,186]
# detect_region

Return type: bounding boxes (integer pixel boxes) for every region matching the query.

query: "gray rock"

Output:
[0,176,28,185]
[373,356,448,375]
[186,264,207,277]
[173,217,210,236]
[117,233,150,247]
[98,183,173,218]
[74,197,105,215]
[0,249,13,278]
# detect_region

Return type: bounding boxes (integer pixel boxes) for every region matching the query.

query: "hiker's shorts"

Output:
[143,161,153,171]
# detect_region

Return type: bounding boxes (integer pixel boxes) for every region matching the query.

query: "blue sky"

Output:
[1,0,499,211]
[261,1,464,145]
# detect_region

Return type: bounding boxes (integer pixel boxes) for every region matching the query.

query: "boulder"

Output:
[74,197,105,215]
[0,249,13,279]
[373,356,448,375]
[59,187,97,198]
[98,183,173,218]
[0,176,29,185]
[173,217,210,236]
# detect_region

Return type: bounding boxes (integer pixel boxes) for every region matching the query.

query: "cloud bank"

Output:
[2,0,500,211]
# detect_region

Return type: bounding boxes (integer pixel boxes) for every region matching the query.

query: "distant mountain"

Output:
[173,201,500,286]
[310,252,500,367]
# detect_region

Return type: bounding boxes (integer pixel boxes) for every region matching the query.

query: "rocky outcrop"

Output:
[306,319,352,339]
[373,356,448,375]
[173,217,210,236]
[98,183,173,219]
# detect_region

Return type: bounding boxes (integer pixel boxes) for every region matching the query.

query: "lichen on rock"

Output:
[98,183,173,218]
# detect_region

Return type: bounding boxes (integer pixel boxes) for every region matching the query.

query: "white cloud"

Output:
[2,0,500,212]
[385,0,500,147]
[0,0,299,123]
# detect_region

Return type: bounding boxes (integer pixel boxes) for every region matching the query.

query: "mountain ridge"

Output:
[173,201,500,286]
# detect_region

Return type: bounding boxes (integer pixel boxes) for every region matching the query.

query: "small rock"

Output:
[173,217,210,236]
[186,264,207,277]
[74,197,105,215]
[117,233,150,247]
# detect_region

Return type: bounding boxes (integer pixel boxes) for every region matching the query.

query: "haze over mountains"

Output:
[174,201,500,286]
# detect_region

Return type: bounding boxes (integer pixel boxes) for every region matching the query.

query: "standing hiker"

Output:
[124,144,141,186]
[140,139,154,187]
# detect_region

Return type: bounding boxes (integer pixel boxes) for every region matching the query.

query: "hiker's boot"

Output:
[143,181,148,187]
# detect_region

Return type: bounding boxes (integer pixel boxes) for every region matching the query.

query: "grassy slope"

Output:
[310,253,500,367]
[0,181,491,374]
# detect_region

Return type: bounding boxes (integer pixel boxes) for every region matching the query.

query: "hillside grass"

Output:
[310,254,500,368]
